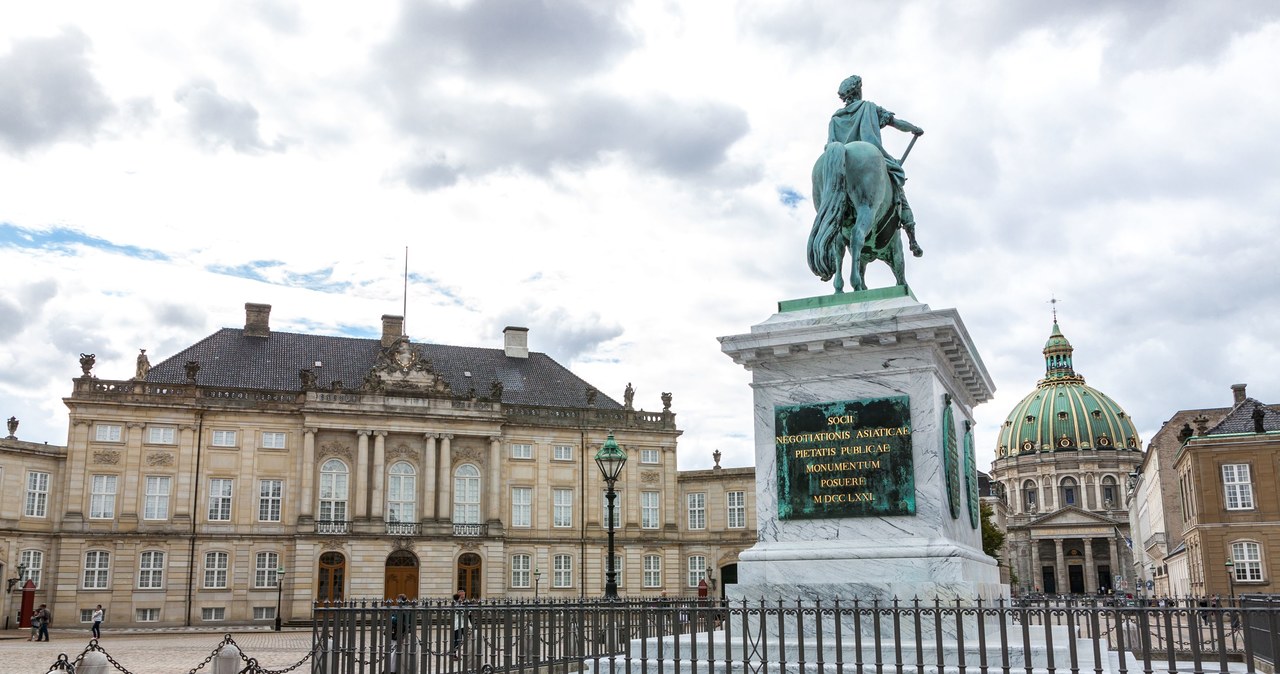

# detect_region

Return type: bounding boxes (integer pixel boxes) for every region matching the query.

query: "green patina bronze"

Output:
[964,420,979,529]
[774,396,915,519]
[942,394,960,519]
[807,75,925,294]
[777,284,915,313]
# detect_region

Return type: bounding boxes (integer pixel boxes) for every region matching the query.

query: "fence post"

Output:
[77,651,110,674]
[213,642,242,674]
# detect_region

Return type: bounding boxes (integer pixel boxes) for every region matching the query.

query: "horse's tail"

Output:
[807,143,848,281]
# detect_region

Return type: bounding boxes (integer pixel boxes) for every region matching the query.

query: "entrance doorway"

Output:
[385,550,419,600]
[719,564,738,600]
[1042,566,1056,594]
[456,553,481,598]
[1068,565,1085,594]
[317,552,346,603]
[1097,565,1112,592]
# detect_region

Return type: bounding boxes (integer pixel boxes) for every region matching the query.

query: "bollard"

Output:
[212,642,242,674]
[77,651,110,674]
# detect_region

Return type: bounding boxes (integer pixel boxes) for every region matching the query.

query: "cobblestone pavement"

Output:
[1,628,317,674]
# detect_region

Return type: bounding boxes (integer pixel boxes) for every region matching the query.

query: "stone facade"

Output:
[0,305,756,629]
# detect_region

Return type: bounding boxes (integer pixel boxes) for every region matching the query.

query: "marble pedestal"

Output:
[718,289,1005,602]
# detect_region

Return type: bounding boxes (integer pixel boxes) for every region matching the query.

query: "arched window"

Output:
[319,459,349,529]
[1022,479,1038,512]
[138,550,165,589]
[454,464,481,524]
[387,462,416,532]
[1059,476,1078,507]
[1101,476,1118,507]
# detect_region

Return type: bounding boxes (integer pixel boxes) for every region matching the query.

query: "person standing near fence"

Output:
[450,590,470,661]
[91,604,104,639]
[34,604,51,641]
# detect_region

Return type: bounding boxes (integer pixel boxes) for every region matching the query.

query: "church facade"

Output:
[988,321,1143,595]
[1,304,755,628]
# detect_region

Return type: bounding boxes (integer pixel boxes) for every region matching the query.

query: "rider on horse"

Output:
[828,75,924,256]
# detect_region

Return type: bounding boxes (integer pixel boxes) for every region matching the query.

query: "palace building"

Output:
[0,304,755,628]
[988,320,1143,595]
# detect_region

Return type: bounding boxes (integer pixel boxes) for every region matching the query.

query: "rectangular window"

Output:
[1063,486,1076,506]
[208,479,233,521]
[95,424,122,442]
[602,490,622,529]
[1223,464,1255,510]
[258,480,283,522]
[144,476,172,520]
[136,608,160,622]
[19,550,43,588]
[512,487,533,527]
[261,431,287,449]
[553,444,574,461]
[687,493,706,530]
[553,489,573,528]
[254,607,277,620]
[511,554,531,588]
[80,609,95,623]
[83,551,111,589]
[640,449,659,464]
[204,551,229,588]
[604,554,624,586]
[641,491,660,529]
[147,426,176,444]
[255,552,280,588]
[727,491,746,529]
[553,554,573,588]
[201,607,226,621]
[687,555,707,588]
[1232,541,1263,581]
[211,430,237,447]
[510,443,533,459]
[139,551,165,589]
[90,474,118,519]
[25,471,50,517]
[643,555,662,588]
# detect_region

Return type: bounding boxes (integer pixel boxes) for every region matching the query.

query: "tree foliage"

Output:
[980,503,1006,559]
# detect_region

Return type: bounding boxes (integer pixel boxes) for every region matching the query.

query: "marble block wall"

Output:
[719,293,1005,601]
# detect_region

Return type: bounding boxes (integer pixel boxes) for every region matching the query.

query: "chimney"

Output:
[244,303,271,338]
[1231,383,1247,405]
[381,315,404,347]
[503,326,529,358]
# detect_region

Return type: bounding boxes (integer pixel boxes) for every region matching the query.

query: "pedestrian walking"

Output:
[449,590,471,661]
[92,604,104,639]
[35,603,51,641]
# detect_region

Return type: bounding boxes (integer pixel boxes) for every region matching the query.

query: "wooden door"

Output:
[385,550,419,600]
[317,552,346,603]
[456,553,481,598]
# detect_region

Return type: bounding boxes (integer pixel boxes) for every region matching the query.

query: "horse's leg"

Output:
[848,204,874,291]
[889,231,907,286]
[833,229,847,294]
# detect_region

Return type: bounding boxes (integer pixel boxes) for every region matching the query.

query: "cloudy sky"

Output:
[2,1,1278,472]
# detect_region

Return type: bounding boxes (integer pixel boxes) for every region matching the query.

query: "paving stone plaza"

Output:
[1,628,314,674]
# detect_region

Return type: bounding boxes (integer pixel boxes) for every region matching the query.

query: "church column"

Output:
[422,434,438,521]
[438,434,453,522]
[371,431,387,521]
[1054,538,1067,594]
[300,428,316,519]
[1031,540,1042,592]
[175,423,197,520]
[1108,538,1119,592]
[488,436,502,522]
[355,431,370,518]
[121,422,144,519]
[1084,537,1097,593]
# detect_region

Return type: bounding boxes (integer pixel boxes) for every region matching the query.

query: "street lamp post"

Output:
[274,567,287,632]
[6,563,27,593]
[706,565,716,596]
[1224,560,1235,602]
[534,569,541,601]
[595,432,627,600]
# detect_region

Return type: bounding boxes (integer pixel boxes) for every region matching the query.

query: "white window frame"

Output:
[254,606,277,621]
[144,476,171,520]
[259,479,283,522]
[138,550,165,589]
[641,491,660,529]
[510,443,533,460]
[511,554,531,588]
[202,607,226,621]
[1231,541,1263,581]
[255,551,280,588]
[83,550,111,589]
[454,464,482,524]
[95,424,122,442]
[604,554,624,586]
[687,555,707,588]
[687,492,706,530]
[553,444,574,461]
[147,426,176,444]
[203,551,229,589]
[211,430,238,447]
[643,554,662,588]
[553,489,573,528]
[208,478,233,521]
[19,549,43,588]
[261,431,287,449]
[387,462,416,526]
[602,489,623,529]
[640,448,659,464]
[90,474,119,519]
[512,487,533,527]
[136,608,160,622]
[25,471,50,517]
[319,459,349,523]
[727,491,746,528]
[553,554,573,588]
[1223,464,1255,510]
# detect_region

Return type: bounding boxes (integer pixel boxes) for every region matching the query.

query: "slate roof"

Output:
[147,328,622,410]
[1205,397,1280,435]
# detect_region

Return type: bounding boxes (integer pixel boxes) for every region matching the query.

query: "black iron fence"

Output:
[310,595,1280,674]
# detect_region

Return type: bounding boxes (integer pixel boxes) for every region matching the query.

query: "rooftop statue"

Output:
[808,75,924,293]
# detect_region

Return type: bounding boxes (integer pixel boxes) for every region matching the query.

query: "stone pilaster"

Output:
[300,428,316,519]
[1054,538,1066,593]
[1030,540,1042,592]
[438,434,453,521]
[488,436,501,522]
[422,434,438,521]
[355,431,370,518]
[371,431,387,520]
[1083,537,1096,593]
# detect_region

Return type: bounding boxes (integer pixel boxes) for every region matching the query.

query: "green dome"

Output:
[996,321,1141,457]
